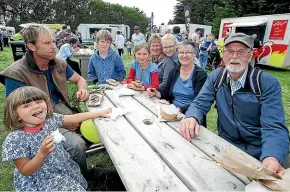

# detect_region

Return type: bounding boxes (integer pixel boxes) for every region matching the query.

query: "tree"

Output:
[172,0,290,37]
[211,5,236,35]
[0,0,149,34]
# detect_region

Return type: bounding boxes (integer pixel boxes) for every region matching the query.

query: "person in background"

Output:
[56,25,67,40]
[180,33,289,175]
[2,86,111,191]
[115,31,125,57]
[8,30,13,41]
[199,34,215,70]
[251,34,261,67]
[56,37,82,75]
[127,42,159,91]
[126,39,133,56]
[172,26,184,42]
[88,29,126,84]
[2,28,9,47]
[148,34,175,90]
[181,30,188,40]
[75,30,82,44]
[147,41,207,123]
[0,24,90,175]
[131,26,145,48]
[191,28,201,57]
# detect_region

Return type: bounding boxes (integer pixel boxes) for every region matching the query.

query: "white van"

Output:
[218,13,290,68]
[77,24,130,43]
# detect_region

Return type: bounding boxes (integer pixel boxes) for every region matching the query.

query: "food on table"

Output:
[132,80,143,88]
[160,104,179,121]
[106,79,119,86]
[87,94,103,106]
[88,85,106,94]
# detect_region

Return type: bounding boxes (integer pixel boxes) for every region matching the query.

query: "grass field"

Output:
[0,46,290,190]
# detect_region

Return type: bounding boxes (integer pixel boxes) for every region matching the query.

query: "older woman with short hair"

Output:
[148,34,175,90]
[147,41,207,125]
[88,29,126,84]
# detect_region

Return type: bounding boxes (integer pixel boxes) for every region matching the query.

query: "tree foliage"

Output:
[172,0,290,36]
[0,0,149,34]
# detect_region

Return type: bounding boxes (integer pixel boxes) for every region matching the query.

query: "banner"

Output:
[184,6,191,34]
[269,20,288,40]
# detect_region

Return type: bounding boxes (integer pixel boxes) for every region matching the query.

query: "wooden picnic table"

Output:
[86,86,253,191]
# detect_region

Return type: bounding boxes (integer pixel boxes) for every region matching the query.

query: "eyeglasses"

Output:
[223,49,252,57]
[178,51,194,56]
[134,29,139,31]
[163,45,176,50]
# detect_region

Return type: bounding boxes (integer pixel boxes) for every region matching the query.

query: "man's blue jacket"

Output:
[185,67,289,166]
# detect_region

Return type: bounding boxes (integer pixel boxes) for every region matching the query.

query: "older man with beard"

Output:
[180,33,289,175]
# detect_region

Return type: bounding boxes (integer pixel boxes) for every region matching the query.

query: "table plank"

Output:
[87,96,190,191]
[73,54,90,80]
[106,90,245,191]
[133,93,251,184]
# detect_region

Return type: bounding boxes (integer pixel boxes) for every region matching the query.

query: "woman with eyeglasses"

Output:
[147,41,207,126]
[148,34,175,90]
[127,42,159,91]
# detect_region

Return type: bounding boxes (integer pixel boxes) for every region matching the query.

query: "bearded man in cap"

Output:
[180,33,289,175]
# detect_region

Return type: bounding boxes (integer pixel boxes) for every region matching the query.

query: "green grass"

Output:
[1,47,290,190]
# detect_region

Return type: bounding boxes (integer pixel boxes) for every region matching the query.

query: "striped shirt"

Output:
[227,68,248,95]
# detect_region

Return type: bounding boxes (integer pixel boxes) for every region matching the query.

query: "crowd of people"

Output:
[0,24,289,191]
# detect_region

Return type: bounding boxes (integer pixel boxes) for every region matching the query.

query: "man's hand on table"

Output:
[76,88,89,101]
[262,156,285,176]
[180,117,200,141]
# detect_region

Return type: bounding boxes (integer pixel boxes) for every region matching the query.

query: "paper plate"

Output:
[87,93,103,107]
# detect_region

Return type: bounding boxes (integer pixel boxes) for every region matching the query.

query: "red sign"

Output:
[269,20,288,40]
[222,22,232,38]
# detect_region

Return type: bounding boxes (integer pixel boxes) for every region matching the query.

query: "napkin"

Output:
[51,129,66,144]
[108,107,131,120]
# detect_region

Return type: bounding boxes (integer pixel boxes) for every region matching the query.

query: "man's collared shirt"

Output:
[227,68,248,95]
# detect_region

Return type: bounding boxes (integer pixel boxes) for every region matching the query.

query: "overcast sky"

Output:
[103,0,177,26]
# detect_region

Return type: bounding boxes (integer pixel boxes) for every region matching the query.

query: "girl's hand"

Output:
[100,108,112,118]
[39,135,55,158]
[127,83,135,89]
[133,81,143,88]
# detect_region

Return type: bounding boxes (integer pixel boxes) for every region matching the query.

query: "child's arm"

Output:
[14,136,55,176]
[63,109,111,125]
[144,72,159,90]
[127,68,136,83]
